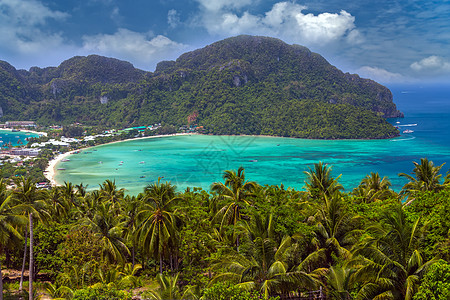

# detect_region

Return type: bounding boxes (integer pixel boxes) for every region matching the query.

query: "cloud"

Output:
[410,56,450,73]
[357,66,405,83]
[197,1,360,46]
[196,0,254,12]
[0,0,68,54]
[82,29,188,70]
[168,9,180,28]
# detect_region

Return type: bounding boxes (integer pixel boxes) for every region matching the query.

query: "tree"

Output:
[310,195,361,268]
[353,205,436,300]
[325,265,356,300]
[99,179,125,205]
[304,162,343,198]
[211,167,257,250]
[79,200,130,264]
[0,179,26,299]
[137,178,181,273]
[414,260,450,300]
[12,177,48,295]
[144,273,182,300]
[353,172,395,203]
[399,158,445,196]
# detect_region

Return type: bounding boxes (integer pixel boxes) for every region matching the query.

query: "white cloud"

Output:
[0,0,68,54]
[357,66,405,83]
[410,56,450,73]
[198,1,360,46]
[196,0,254,12]
[82,29,187,70]
[168,9,180,28]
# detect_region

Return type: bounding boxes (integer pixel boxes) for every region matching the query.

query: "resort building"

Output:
[5,121,36,127]
[2,148,41,156]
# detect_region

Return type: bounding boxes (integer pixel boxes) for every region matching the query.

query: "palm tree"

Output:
[211,235,321,299]
[44,188,69,222]
[399,158,445,195]
[304,162,343,198]
[145,273,182,300]
[211,167,257,250]
[325,265,357,300]
[137,178,181,273]
[99,179,125,205]
[79,200,130,264]
[353,172,395,203]
[310,195,362,268]
[121,194,142,267]
[352,205,436,299]
[12,177,49,297]
[0,179,27,299]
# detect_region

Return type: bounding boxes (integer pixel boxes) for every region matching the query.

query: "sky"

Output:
[1,0,450,84]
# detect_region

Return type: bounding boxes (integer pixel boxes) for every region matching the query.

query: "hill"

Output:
[0,35,402,139]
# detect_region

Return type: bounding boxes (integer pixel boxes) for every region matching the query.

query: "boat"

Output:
[140,175,146,178]
[98,161,103,164]
[250,159,258,162]
[396,121,400,124]
[139,161,145,164]
[403,129,414,134]
[12,129,20,132]
[61,159,70,162]
[57,168,66,170]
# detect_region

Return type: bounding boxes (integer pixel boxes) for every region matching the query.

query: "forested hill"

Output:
[0,35,402,139]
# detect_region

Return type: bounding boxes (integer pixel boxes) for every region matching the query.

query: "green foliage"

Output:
[72,284,132,300]
[414,260,450,300]
[34,221,69,277]
[202,282,279,300]
[4,161,450,300]
[404,189,450,260]
[63,125,84,137]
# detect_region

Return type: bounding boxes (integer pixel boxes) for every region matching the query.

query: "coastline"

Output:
[45,132,194,187]
[0,128,48,136]
[45,131,402,187]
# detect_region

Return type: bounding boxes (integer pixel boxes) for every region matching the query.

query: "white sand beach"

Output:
[44,150,77,186]
[44,133,194,186]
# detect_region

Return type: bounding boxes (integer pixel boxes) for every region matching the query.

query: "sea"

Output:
[0,130,38,148]
[49,84,450,195]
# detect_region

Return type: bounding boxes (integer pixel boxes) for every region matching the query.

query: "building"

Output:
[9,148,41,156]
[6,121,36,127]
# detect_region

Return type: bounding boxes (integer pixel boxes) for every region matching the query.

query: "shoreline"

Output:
[0,128,48,136]
[45,132,194,187]
[45,131,402,187]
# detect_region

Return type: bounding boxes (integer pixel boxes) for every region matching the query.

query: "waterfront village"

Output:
[0,121,203,189]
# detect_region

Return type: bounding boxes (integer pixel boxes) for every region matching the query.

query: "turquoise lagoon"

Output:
[0,130,38,147]
[55,85,450,195]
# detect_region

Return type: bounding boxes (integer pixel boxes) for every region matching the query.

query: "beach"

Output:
[45,133,194,186]
[0,128,47,136]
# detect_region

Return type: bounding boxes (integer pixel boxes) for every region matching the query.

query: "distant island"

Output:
[0,35,402,139]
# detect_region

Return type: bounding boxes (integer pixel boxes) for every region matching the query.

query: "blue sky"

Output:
[1,0,450,84]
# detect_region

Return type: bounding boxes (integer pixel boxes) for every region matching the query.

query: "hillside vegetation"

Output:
[0,35,402,139]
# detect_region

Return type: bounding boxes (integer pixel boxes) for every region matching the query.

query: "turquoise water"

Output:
[55,85,450,195]
[0,130,38,147]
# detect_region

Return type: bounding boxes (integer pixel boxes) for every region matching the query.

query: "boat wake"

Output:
[391,136,416,142]
[398,123,417,127]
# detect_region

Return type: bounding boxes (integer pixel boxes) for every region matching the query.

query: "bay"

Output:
[55,84,450,195]
[0,130,38,147]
